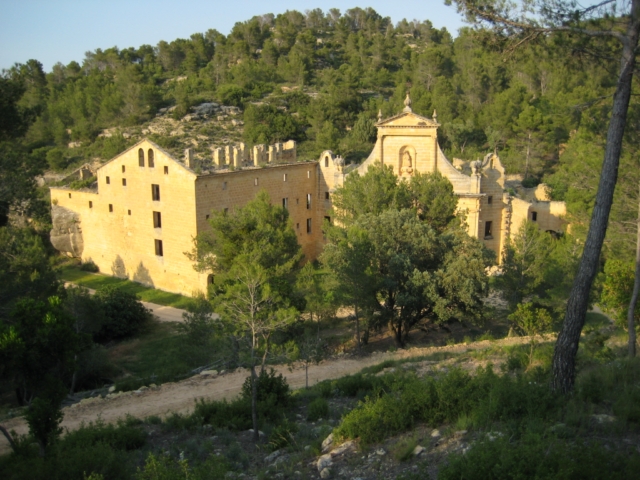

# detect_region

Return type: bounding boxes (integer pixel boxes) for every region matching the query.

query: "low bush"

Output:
[268,419,299,451]
[439,435,640,480]
[307,397,329,421]
[391,436,418,462]
[80,259,99,272]
[62,419,146,451]
[135,453,229,480]
[94,286,152,342]
[335,367,559,445]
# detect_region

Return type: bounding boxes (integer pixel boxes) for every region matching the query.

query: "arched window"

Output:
[207,274,214,285]
[148,149,155,168]
[324,156,329,167]
[138,148,144,167]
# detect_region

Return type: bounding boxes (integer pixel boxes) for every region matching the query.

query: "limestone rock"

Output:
[412,445,426,456]
[264,449,283,463]
[200,369,218,376]
[317,454,333,471]
[430,429,441,438]
[320,467,331,479]
[375,448,386,456]
[50,205,84,257]
[321,433,334,452]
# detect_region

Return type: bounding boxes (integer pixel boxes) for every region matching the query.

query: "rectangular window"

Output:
[154,239,163,257]
[106,176,110,184]
[89,201,93,208]
[325,191,330,200]
[254,178,258,186]
[68,193,71,198]
[122,165,126,173]
[122,178,127,186]
[306,194,311,209]
[151,184,160,201]
[532,211,538,221]
[484,221,492,239]
[223,181,227,190]
[206,214,210,220]
[324,216,331,224]
[296,223,300,230]
[488,195,493,205]
[283,198,288,209]
[153,211,162,228]
[109,204,113,213]
[223,207,228,214]
[164,166,169,175]
[307,170,310,179]
[296,198,299,205]
[283,174,287,182]
[306,218,312,234]
[128,209,131,215]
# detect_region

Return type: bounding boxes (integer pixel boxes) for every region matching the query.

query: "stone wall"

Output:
[50,140,205,296]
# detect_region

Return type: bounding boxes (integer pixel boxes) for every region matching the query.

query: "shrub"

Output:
[80,260,99,272]
[268,419,299,451]
[307,397,329,421]
[332,373,375,397]
[94,286,152,342]
[193,398,252,431]
[241,368,292,410]
[62,419,147,451]
[439,436,640,480]
[391,436,418,462]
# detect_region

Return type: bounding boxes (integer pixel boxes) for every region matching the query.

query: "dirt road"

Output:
[0,336,538,455]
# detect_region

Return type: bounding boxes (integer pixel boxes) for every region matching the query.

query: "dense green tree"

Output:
[325,165,491,347]
[191,191,300,441]
[0,296,81,456]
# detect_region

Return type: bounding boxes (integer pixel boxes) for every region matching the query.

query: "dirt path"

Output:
[0,335,539,455]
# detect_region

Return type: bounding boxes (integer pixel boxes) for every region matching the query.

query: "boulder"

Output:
[321,433,334,452]
[317,454,333,471]
[50,205,84,257]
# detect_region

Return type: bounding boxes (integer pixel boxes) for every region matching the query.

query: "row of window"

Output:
[139,148,155,168]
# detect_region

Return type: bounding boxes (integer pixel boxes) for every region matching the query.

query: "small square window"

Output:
[154,239,163,257]
[254,178,258,186]
[106,176,110,184]
[153,211,162,228]
[306,218,312,233]
[164,166,168,175]
[488,195,493,205]
[128,209,131,215]
[122,178,127,186]
[89,201,93,208]
[109,204,113,213]
[532,211,538,221]
[122,165,126,173]
[325,191,330,200]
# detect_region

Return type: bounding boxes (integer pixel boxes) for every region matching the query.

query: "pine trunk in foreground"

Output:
[628,185,640,357]
[552,2,640,393]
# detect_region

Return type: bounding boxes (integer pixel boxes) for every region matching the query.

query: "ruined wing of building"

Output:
[50,99,566,296]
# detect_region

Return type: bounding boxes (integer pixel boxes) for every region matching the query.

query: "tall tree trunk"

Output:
[628,184,640,357]
[552,3,640,393]
[354,304,360,349]
[0,425,17,454]
[250,363,259,443]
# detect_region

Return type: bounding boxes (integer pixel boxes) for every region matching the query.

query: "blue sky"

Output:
[0,1,466,72]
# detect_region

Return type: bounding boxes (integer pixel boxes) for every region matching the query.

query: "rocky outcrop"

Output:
[50,205,83,257]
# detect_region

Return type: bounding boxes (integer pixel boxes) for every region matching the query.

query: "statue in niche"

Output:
[400,149,414,175]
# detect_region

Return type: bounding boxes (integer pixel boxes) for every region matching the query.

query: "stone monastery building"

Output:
[50,97,565,296]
